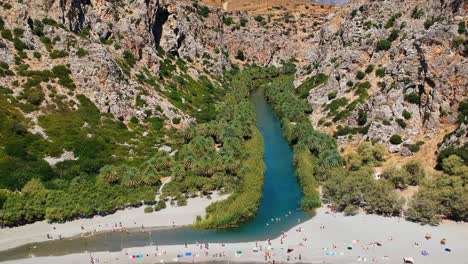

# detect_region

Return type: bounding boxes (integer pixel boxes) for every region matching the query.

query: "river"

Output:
[0,89,311,261]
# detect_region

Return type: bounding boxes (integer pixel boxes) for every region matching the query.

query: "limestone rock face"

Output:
[0,0,465,155]
[302,0,467,153]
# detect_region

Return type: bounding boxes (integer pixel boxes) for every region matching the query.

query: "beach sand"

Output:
[0,193,227,252]
[2,207,467,264]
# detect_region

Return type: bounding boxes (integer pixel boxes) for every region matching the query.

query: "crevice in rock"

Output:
[152,1,170,49]
[67,0,91,33]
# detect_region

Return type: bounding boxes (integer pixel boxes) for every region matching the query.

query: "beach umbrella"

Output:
[444,248,452,252]
[252,247,259,252]
[421,250,429,256]
[185,252,192,257]
[425,233,432,240]
[287,248,294,253]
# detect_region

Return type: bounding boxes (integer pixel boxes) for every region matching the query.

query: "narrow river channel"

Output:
[0,89,311,262]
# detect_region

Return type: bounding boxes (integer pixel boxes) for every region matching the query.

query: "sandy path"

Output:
[0,193,227,252]
[223,0,230,10]
[3,207,468,264]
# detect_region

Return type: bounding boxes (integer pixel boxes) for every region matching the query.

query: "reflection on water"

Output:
[0,90,311,262]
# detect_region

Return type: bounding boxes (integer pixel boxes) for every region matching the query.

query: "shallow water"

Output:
[0,89,311,261]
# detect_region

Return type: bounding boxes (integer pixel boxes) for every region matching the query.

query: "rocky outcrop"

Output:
[302,0,467,154]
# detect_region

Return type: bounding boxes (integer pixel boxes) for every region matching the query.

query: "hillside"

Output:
[0,0,466,228]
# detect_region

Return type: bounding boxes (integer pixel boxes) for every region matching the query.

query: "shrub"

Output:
[375,68,385,77]
[123,50,137,67]
[404,92,421,104]
[154,200,166,211]
[254,15,264,23]
[235,50,245,61]
[356,71,365,80]
[240,18,248,27]
[144,206,154,213]
[197,5,210,18]
[388,29,399,42]
[346,80,354,87]
[376,39,391,52]
[424,19,434,30]
[49,49,68,59]
[223,17,233,26]
[411,7,424,19]
[365,65,374,74]
[1,29,13,41]
[76,48,89,58]
[389,134,403,145]
[402,109,412,119]
[396,118,407,128]
[357,109,367,126]
[327,91,337,100]
[172,117,181,124]
[458,21,466,35]
[33,51,41,59]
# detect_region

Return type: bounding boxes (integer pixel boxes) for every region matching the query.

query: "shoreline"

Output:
[0,193,227,252]
[2,207,467,264]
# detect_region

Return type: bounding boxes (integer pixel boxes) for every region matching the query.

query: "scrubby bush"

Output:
[144,206,154,213]
[235,50,245,61]
[376,39,391,52]
[404,92,421,104]
[402,109,412,119]
[375,68,385,77]
[76,48,89,58]
[365,65,374,74]
[355,71,365,80]
[389,134,403,145]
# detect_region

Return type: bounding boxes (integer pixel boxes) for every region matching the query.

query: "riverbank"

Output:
[3,207,467,264]
[0,193,227,252]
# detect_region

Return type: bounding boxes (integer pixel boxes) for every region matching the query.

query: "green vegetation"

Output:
[365,65,374,74]
[375,68,385,77]
[235,50,245,61]
[402,109,412,119]
[223,17,233,26]
[296,73,328,99]
[376,39,391,52]
[323,142,403,216]
[411,7,424,19]
[404,92,421,104]
[407,155,468,225]
[381,161,425,189]
[389,134,403,145]
[76,48,89,58]
[355,71,365,80]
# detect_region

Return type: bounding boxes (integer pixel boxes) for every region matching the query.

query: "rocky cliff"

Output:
[0,0,466,159]
[300,0,467,157]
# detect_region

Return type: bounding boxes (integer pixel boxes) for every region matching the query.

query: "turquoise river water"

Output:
[0,90,311,261]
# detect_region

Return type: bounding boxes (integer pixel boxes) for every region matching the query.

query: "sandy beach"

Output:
[2,207,467,264]
[0,193,227,252]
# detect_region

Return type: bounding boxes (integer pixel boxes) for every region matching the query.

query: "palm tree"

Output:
[99,165,120,184]
[121,166,142,187]
[140,164,161,186]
